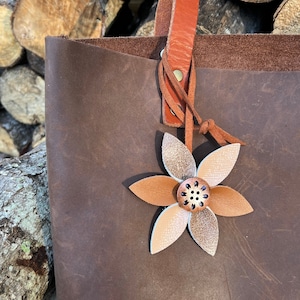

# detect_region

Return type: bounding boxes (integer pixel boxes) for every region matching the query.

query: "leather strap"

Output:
[155,0,200,127]
[158,51,245,151]
[155,0,244,149]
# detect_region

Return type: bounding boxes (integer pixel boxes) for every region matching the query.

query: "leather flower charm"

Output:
[129,133,253,255]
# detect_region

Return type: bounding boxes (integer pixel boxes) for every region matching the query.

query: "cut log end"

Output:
[0,66,45,125]
[0,5,23,67]
[273,0,300,34]
[13,0,123,58]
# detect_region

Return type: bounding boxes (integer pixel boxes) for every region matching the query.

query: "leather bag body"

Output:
[45,35,300,299]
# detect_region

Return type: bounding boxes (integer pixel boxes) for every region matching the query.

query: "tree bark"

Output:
[0,142,52,299]
[197,0,246,34]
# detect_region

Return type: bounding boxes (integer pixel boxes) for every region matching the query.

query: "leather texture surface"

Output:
[79,34,300,70]
[154,0,173,36]
[46,35,300,299]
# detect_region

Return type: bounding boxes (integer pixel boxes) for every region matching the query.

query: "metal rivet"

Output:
[170,109,176,116]
[160,49,164,58]
[173,69,183,82]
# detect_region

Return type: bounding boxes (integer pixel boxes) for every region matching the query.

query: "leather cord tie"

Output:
[158,50,246,151]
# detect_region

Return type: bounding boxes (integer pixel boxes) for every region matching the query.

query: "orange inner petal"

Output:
[209,186,254,217]
[129,175,178,206]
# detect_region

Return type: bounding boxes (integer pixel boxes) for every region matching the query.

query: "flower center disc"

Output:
[177,177,210,212]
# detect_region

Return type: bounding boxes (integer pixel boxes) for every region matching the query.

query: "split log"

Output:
[69,1,103,39]
[197,0,246,34]
[273,0,300,34]
[13,0,122,59]
[0,109,35,157]
[0,142,52,299]
[0,5,23,67]
[0,66,45,125]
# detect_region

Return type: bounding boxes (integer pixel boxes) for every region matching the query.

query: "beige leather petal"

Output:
[197,143,240,187]
[150,203,190,254]
[129,175,178,206]
[162,133,196,181]
[188,207,219,256]
[209,186,254,217]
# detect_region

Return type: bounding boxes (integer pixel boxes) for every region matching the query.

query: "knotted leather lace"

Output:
[158,51,245,151]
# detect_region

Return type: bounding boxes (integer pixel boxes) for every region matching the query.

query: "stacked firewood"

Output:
[0,0,124,158]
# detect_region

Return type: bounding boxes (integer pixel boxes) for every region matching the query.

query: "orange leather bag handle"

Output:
[154,0,244,150]
[154,0,200,127]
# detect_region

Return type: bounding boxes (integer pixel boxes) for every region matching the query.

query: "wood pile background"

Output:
[0,0,299,299]
[0,0,124,159]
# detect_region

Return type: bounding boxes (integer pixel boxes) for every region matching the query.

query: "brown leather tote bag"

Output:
[45,0,300,298]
